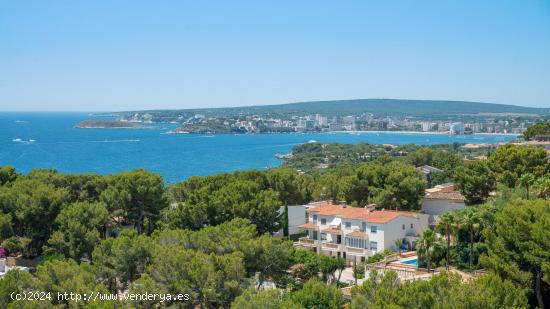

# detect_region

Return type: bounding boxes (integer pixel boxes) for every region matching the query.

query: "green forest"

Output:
[0,142,549,308]
[523,121,550,140]
[113,98,550,120]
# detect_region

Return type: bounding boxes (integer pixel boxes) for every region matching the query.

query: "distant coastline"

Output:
[73,117,522,137]
[163,128,521,137]
[333,130,521,136]
[75,120,157,129]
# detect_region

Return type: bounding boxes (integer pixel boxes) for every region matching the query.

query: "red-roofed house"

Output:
[297,203,428,265]
[421,183,466,226]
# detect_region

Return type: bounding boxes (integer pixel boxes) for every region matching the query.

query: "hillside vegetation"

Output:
[1,143,549,307]
[112,98,550,120]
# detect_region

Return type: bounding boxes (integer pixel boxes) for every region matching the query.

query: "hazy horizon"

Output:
[1,1,549,111]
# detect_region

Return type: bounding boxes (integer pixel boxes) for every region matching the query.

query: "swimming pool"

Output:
[400,258,418,266]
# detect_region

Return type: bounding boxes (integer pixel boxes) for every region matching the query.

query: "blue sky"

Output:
[1,0,549,111]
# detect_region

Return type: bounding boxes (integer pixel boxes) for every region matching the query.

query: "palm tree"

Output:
[436,212,457,270]
[416,229,437,272]
[394,238,404,255]
[535,175,550,199]
[461,208,480,272]
[519,173,535,199]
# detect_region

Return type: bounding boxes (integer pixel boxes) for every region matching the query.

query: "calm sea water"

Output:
[0,112,518,183]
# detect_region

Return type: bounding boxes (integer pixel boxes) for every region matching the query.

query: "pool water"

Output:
[400,258,418,266]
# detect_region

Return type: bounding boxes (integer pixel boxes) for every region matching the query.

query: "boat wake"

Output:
[89,139,141,143]
[12,138,36,144]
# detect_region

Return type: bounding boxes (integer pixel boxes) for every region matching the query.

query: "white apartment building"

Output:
[297,204,429,265]
[449,122,465,135]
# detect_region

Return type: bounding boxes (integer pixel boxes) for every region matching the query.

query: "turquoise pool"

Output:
[400,258,418,266]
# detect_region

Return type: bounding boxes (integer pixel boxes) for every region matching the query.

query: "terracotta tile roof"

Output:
[308,203,419,223]
[298,222,318,230]
[322,227,342,233]
[346,230,368,238]
[425,183,455,193]
[424,191,465,201]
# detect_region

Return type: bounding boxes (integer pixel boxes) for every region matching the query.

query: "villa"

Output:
[421,183,466,226]
[297,203,429,266]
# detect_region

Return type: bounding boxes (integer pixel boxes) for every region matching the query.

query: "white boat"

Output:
[12,138,35,144]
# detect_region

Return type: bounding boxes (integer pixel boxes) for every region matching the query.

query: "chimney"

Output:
[364,203,377,211]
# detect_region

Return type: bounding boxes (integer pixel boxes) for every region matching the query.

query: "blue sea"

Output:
[0,112,518,183]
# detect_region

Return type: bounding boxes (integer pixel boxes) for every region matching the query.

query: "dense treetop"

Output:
[523,121,550,140]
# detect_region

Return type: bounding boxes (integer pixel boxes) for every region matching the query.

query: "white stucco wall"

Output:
[287,205,307,235]
[275,205,307,237]
[383,215,428,251]
[422,199,466,225]
[338,218,383,251]
[422,199,466,216]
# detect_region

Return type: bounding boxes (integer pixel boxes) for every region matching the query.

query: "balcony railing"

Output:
[322,242,339,249]
[346,247,366,254]
[298,237,317,245]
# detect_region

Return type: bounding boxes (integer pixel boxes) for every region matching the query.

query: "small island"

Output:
[74,120,156,129]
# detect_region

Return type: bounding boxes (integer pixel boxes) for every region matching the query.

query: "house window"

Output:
[402,224,405,230]
[312,231,318,240]
[361,222,367,232]
[312,215,317,223]
[410,223,413,228]
[321,233,327,241]
[345,222,351,229]
[370,241,378,251]
[345,237,368,249]
[321,218,326,225]
[371,226,377,234]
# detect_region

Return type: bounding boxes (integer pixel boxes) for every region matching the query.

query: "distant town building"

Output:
[305,120,316,130]
[378,120,389,130]
[329,123,343,131]
[449,122,465,135]
[343,116,356,130]
[420,122,435,132]
[511,127,526,134]
[315,114,328,127]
